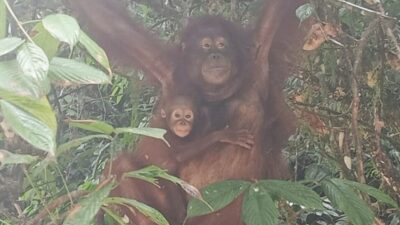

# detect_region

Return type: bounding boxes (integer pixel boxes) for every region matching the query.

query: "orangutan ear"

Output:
[161,109,167,118]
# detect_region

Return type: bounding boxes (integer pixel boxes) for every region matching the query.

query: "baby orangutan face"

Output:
[161,95,196,138]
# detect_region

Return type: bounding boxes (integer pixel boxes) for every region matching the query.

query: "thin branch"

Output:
[24,190,89,225]
[3,0,34,42]
[332,0,395,20]
[347,19,379,184]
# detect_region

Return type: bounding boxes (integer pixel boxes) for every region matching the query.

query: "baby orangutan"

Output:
[135,93,255,174]
[99,94,254,225]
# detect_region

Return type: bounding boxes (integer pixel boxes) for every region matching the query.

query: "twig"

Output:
[24,190,89,225]
[2,0,34,42]
[332,0,395,20]
[347,19,380,184]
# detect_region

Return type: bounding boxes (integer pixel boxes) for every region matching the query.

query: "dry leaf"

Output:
[387,52,400,71]
[344,156,352,169]
[298,110,329,134]
[303,23,338,50]
[364,0,380,5]
[294,95,305,103]
[367,70,378,87]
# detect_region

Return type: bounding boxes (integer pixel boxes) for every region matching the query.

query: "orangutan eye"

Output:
[174,113,181,118]
[185,114,192,119]
[201,37,213,50]
[216,42,225,49]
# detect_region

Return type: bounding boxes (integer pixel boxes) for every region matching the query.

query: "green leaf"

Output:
[115,127,168,146]
[0,60,34,96]
[16,42,50,97]
[79,31,111,75]
[105,197,169,225]
[0,1,5,38]
[321,179,374,225]
[31,22,60,59]
[63,182,113,225]
[339,179,399,208]
[0,90,57,133]
[260,180,324,210]
[0,100,56,155]
[0,149,38,166]
[67,119,115,135]
[42,14,80,49]
[56,134,112,156]
[124,165,204,201]
[0,37,24,56]
[101,207,127,225]
[295,3,315,23]
[49,57,111,85]
[242,184,279,225]
[187,180,251,217]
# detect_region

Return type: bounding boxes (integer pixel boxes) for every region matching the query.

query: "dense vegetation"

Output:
[0,0,399,224]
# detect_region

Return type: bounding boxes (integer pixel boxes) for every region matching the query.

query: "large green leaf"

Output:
[187,180,251,217]
[260,180,324,210]
[42,14,80,49]
[0,149,38,167]
[63,182,113,225]
[49,57,110,85]
[115,127,168,146]
[16,42,50,97]
[79,31,111,74]
[31,22,60,59]
[0,60,33,96]
[105,197,169,225]
[321,179,374,225]
[56,134,112,156]
[0,1,5,38]
[242,184,278,225]
[0,90,57,133]
[0,100,56,155]
[0,37,24,56]
[339,179,398,208]
[67,119,115,135]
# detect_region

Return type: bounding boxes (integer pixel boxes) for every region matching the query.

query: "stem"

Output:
[2,0,34,42]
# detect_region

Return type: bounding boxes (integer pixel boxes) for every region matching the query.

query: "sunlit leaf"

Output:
[67,119,115,135]
[187,180,251,217]
[42,14,80,49]
[0,149,38,167]
[260,180,324,210]
[321,179,374,225]
[296,3,315,23]
[31,22,60,59]
[79,31,112,75]
[339,179,398,208]
[242,183,278,225]
[57,134,112,156]
[0,1,5,38]
[105,197,169,225]
[0,60,33,96]
[0,90,57,132]
[0,100,56,155]
[49,57,111,85]
[16,42,50,97]
[0,37,24,56]
[63,182,113,225]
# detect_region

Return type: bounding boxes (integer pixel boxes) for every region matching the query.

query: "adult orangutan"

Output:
[66,0,304,224]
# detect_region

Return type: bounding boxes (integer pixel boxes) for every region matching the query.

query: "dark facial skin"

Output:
[180,21,246,102]
[161,96,196,138]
